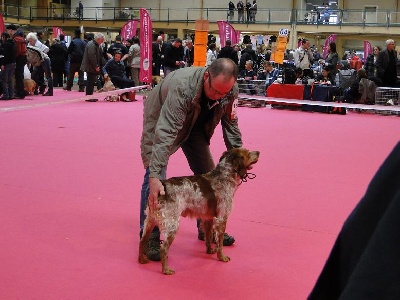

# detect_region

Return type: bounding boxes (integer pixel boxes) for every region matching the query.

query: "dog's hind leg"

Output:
[160,231,177,275]
[203,220,216,254]
[138,215,155,264]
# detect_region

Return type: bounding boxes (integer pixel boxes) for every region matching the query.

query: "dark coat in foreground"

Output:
[308,142,400,299]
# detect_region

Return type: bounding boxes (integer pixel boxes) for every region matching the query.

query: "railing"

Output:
[2,5,400,27]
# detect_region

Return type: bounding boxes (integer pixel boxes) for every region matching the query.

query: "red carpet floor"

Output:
[0,89,399,299]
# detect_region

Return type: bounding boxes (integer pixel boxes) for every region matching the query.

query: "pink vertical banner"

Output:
[0,13,4,34]
[120,20,138,42]
[52,27,64,38]
[364,40,372,61]
[139,8,152,83]
[217,21,239,48]
[322,34,337,58]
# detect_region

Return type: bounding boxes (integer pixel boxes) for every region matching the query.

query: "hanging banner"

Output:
[217,20,239,48]
[364,40,373,61]
[52,27,65,38]
[0,13,4,34]
[120,20,138,43]
[139,8,152,83]
[322,34,337,58]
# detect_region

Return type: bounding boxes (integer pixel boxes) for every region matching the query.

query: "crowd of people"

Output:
[0,22,398,105]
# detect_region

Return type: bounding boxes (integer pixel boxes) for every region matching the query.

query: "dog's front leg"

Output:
[203,220,216,254]
[214,219,230,262]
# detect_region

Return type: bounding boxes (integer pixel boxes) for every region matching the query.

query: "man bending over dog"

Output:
[140,58,243,261]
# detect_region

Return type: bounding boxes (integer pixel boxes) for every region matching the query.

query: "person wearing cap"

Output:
[102,50,135,90]
[6,24,27,99]
[162,38,185,76]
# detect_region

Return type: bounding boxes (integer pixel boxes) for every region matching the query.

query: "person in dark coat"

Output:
[162,38,184,76]
[152,36,164,76]
[239,43,257,72]
[48,38,68,87]
[80,32,106,98]
[0,32,16,100]
[375,39,398,87]
[65,28,86,92]
[308,141,400,299]
[217,39,238,65]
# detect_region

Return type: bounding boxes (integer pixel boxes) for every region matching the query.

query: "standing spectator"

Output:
[320,42,338,83]
[249,0,257,23]
[59,33,68,83]
[162,38,184,76]
[217,39,238,65]
[245,0,251,23]
[293,38,314,78]
[183,39,194,67]
[26,32,53,96]
[102,50,135,89]
[107,35,129,61]
[237,0,245,23]
[152,36,164,76]
[78,1,83,21]
[80,32,106,101]
[206,43,218,66]
[128,36,140,86]
[65,28,86,92]
[239,44,256,73]
[0,33,16,100]
[228,1,235,21]
[365,46,381,78]
[375,39,399,88]
[6,24,26,99]
[48,38,68,87]
[139,58,241,261]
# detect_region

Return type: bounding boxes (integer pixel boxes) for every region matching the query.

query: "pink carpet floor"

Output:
[0,89,399,299]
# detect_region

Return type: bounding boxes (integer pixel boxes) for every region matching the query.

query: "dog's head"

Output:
[219,148,260,178]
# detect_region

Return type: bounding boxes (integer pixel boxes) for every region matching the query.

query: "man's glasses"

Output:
[207,72,229,98]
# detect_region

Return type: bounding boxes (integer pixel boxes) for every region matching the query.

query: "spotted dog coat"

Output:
[138,148,260,275]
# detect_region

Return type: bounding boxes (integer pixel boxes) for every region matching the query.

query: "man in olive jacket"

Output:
[140,58,242,261]
[80,32,106,99]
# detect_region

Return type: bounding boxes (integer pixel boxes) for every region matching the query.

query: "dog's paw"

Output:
[218,254,231,262]
[162,267,175,275]
[138,254,149,264]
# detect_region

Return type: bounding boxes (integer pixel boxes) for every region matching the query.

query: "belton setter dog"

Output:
[138,147,260,275]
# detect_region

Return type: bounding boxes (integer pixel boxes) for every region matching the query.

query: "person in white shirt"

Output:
[26,32,53,96]
[206,43,217,66]
[293,38,314,78]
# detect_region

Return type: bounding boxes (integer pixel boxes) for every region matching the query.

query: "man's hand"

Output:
[148,177,165,211]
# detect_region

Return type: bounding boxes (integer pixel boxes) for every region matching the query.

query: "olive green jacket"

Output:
[141,66,242,179]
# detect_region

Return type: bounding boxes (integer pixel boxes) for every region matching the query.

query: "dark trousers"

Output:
[85,72,97,95]
[110,76,135,89]
[15,56,27,98]
[67,62,85,90]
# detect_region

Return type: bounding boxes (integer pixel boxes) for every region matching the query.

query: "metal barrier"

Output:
[237,79,266,96]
